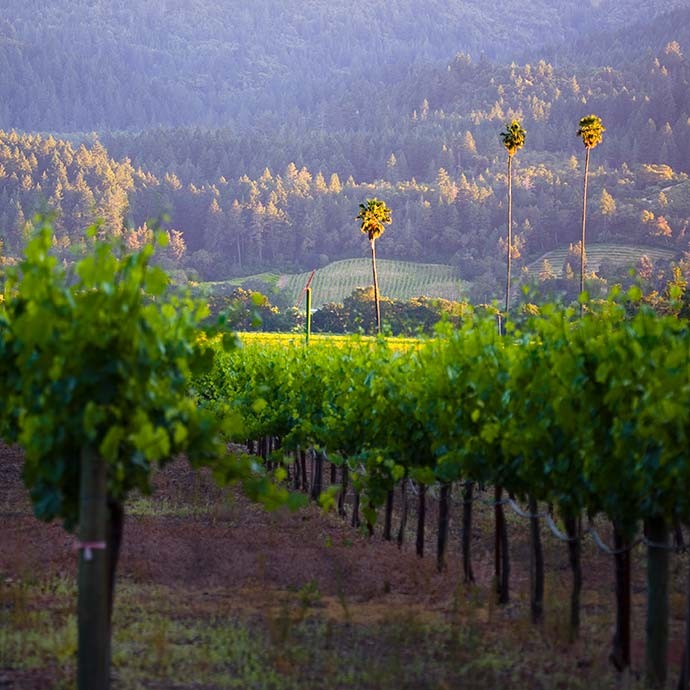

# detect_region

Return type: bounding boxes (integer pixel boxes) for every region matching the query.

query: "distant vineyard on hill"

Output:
[199,247,680,309]
[281,259,467,308]
[527,243,678,278]
[200,259,467,308]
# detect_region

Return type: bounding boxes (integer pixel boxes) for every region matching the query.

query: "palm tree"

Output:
[495,121,525,606]
[499,120,526,315]
[576,115,605,310]
[356,198,392,334]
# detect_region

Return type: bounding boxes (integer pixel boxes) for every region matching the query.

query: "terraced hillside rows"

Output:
[199,246,679,310]
[199,259,467,308]
[281,259,466,308]
[527,243,677,278]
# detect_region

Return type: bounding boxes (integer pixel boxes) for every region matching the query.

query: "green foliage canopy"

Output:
[500,120,527,157]
[0,219,296,529]
[202,295,690,530]
[357,198,392,243]
[577,114,606,149]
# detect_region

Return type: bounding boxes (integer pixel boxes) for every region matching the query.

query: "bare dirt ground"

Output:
[1,443,688,689]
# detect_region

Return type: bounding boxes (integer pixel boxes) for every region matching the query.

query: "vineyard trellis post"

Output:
[77,445,109,690]
[679,542,690,690]
[646,516,670,688]
[462,481,475,583]
[305,287,312,346]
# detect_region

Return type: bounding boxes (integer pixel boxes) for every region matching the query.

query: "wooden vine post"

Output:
[383,489,394,541]
[0,221,299,689]
[461,481,475,583]
[436,483,451,572]
[416,485,426,557]
[305,287,312,346]
[77,445,109,690]
[678,542,690,690]
[646,517,670,688]
[610,527,632,671]
[494,486,509,603]
[396,477,408,548]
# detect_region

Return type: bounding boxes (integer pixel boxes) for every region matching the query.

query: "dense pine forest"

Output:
[1,0,686,131]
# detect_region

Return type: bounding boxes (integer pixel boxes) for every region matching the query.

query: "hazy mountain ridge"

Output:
[532,4,690,68]
[102,35,690,187]
[0,0,684,132]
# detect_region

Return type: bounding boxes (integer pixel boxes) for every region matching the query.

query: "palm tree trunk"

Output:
[580,147,590,312]
[370,238,381,335]
[505,154,512,314]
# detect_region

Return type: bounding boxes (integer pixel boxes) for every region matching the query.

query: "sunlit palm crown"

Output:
[357,198,392,242]
[577,114,605,149]
[499,120,527,157]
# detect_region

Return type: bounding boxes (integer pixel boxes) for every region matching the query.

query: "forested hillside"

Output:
[0,0,685,131]
[2,127,688,302]
[533,5,690,68]
[1,2,690,304]
[104,37,690,184]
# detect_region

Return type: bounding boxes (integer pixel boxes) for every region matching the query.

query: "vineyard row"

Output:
[197,293,690,688]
